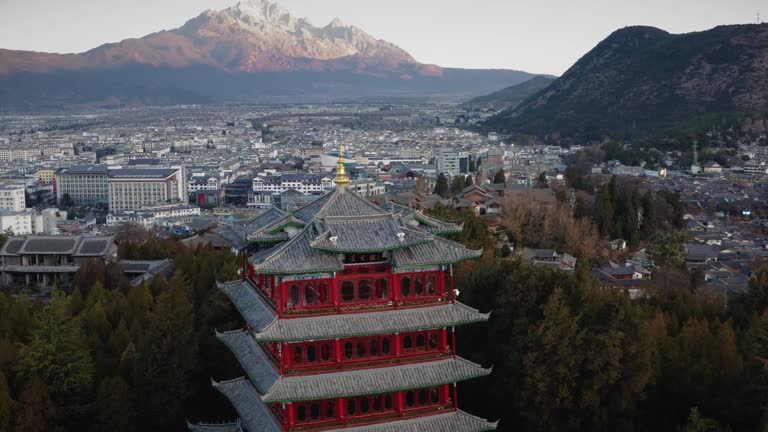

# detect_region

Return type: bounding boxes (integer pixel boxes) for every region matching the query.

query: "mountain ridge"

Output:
[462,75,556,110]
[485,24,768,139]
[0,0,540,110]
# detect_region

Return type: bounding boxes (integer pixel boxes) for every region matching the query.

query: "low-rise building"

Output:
[252,173,334,194]
[0,235,117,288]
[107,204,201,229]
[521,248,577,272]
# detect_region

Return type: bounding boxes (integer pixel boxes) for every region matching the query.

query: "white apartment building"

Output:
[248,192,276,209]
[106,204,201,229]
[108,167,186,212]
[0,211,34,235]
[252,174,334,194]
[55,165,110,206]
[0,208,66,235]
[0,148,40,162]
[347,180,385,197]
[0,183,26,212]
[188,177,220,192]
[437,149,470,177]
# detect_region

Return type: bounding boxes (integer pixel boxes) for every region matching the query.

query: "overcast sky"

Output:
[0,0,762,75]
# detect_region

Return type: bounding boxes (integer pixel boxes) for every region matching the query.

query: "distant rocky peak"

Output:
[327,17,345,28]
[229,0,297,29]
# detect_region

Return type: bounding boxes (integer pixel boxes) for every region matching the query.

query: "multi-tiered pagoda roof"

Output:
[192,164,496,432]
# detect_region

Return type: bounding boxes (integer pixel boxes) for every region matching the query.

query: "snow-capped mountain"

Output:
[0,0,538,109]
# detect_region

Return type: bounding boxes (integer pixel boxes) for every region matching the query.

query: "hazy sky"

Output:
[0,0,762,75]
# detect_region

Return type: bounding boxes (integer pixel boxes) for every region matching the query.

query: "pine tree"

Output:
[15,291,94,426]
[93,376,135,432]
[0,371,15,432]
[13,375,56,432]
[465,175,474,187]
[434,173,449,198]
[522,289,584,429]
[493,169,506,184]
[450,175,466,196]
[134,272,198,429]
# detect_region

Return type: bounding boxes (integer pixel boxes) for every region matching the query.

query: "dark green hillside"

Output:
[485,24,768,139]
[463,75,555,110]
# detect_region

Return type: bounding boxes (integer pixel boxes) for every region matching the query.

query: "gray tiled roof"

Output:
[108,168,178,178]
[384,202,464,235]
[216,225,247,251]
[186,421,242,432]
[293,188,388,223]
[215,330,279,394]
[244,207,289,234]
[76,238,110,256]
[3,239,23,255]
[248,232,289,242]
[326,410,498,432]
[218,281,490,342]
[214,330,491,403]
[211,379,281,432]
[248,188,474,274]
[391,235,483,270]
[21,238,78,254]
[0,235,116,257]
[261,357,489,402]
[249,227,343,275]
[310,215,431,253]
[55,165,109,175]
[218,281,277,332]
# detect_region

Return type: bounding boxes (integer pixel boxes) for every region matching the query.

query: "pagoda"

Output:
[190,146,497,432]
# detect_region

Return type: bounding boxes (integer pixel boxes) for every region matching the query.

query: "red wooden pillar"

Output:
[280,278,287,311]
[396,391,405,415]
[449,264,455,303]
[392,272,400,307]
[451,326,457,357]
[394,333,402,361]
[332,273,340,313]
[453,383,459,409]
[438,268,446,296]
[334,339,342,365]
[274,277,283,314]
[278,343,285,374]
[283,342,291,369]
[287,403,296,428]
[337,397,346,421]
[441,384,451,405]
[441,328,449,352]
[281,403,290,429]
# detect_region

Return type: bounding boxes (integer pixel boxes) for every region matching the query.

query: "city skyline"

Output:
[0,0,762,75]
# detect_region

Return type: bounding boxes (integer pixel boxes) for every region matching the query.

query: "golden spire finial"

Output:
[334,142,350,186]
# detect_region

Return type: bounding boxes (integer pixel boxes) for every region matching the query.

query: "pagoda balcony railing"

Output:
[287,403,456,432]
[283,350,454,376]
[281,294,452,318]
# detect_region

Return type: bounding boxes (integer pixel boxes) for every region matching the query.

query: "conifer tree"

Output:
[434,173,449,197]
[13,375,56,432]
[0,371,14,432]
[134,272,198,429]
[450,175,466,196]
[15,291,94,426]
[522,289,584,429]
[493,169,506,184]
[93,376,135,432]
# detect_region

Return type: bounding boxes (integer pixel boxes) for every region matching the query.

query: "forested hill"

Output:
[462,75,556,110]
[485,24,768,139]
